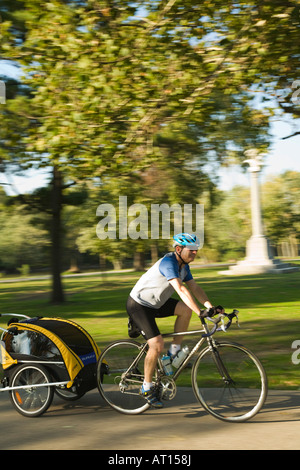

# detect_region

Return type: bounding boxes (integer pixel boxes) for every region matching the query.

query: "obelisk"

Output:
[220,149,298,274]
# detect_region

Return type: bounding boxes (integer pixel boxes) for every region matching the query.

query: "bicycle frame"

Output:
[160,328,208,381]
[123,315,229,385]
[138,314,235,382]
[123,327,208,386]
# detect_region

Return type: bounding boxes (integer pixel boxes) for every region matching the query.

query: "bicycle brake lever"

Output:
[219,317,227,332]
[231,310,240,327]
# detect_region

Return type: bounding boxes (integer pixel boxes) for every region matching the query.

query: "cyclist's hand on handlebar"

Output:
[200,305,224,318]
[214,305,225,315]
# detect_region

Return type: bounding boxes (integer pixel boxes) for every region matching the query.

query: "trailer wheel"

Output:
[10,364,54,417]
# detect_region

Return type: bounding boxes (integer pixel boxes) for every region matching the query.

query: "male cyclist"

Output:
[126,233,224,408]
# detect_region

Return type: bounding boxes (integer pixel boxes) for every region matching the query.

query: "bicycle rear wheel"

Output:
[97,340,151,415]
[192,341,267,423]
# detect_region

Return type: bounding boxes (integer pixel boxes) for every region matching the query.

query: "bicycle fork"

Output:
[208,339,234,386]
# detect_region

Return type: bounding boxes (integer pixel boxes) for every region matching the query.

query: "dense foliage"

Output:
[0,1,299,298]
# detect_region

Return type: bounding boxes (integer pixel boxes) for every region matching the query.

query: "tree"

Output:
[202,171,300,262]
[0,204,49,271]
[197,1,300,130]
[262,171,300,255]
[1,0,278,301]
[201,186,251,262]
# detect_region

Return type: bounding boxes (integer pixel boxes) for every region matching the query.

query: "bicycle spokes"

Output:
[192,342,267,422]
[97,340,152,414]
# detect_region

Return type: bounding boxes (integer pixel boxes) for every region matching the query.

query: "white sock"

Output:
[143,381,153,391]
[169,344,181,356]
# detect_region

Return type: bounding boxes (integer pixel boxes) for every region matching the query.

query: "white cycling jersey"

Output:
[130,252,193,309]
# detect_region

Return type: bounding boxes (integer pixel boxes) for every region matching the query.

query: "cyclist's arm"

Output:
[185,279,213,310]
[169,277,206,316]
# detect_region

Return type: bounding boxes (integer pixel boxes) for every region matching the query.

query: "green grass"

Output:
[1,263,300,390]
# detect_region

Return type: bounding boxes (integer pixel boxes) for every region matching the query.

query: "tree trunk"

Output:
[151,244,158,263]
[99,255,107,270]
[113,259,123,270]
[68,255,81,273]
[133,252,145,271]
[50,165,65,303]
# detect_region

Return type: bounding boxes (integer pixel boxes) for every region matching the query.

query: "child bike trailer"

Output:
[0,313,100,417]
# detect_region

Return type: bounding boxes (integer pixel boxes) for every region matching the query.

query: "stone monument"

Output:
[220,149,298,275]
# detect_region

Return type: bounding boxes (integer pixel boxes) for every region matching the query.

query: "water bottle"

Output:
[161,354,173,376]
[171,345,189,368]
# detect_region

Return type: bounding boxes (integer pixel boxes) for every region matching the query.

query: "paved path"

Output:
[0,387,299,451]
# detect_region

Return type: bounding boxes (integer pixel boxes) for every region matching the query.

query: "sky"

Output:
[218,119,300,191]
[1,62,300,195]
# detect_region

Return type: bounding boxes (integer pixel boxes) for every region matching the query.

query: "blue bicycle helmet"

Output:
[173,233,200,250]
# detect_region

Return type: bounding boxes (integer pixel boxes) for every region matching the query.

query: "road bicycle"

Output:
[96,310,268,423]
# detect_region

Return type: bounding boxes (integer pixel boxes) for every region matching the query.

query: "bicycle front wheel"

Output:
[97,340,151,415]
[192,341,267,423]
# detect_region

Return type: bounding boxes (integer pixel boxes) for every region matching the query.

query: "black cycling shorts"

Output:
[126,295,179,340]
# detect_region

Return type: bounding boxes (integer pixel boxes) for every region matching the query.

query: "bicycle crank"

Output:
[160,377,177,400]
